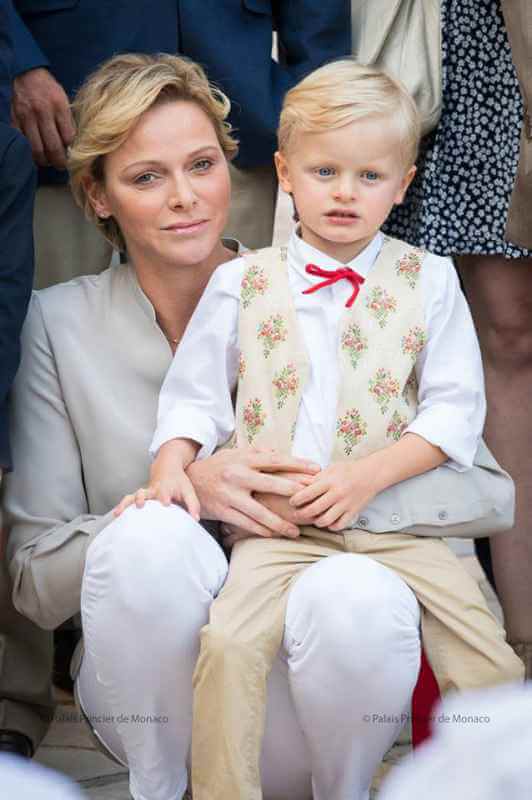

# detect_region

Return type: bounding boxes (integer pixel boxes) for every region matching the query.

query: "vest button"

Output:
[390,512,401,525]
[358,516,369,528]
[438,510,448,521]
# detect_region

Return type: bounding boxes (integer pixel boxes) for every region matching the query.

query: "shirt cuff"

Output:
[404,408,481,472]
[149,407,220,461]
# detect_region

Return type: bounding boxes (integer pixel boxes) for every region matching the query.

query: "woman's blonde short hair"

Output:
[69,53,238,251]
[278,59,421,168]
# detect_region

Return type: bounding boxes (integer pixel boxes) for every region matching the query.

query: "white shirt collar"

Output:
[287,228,384,285]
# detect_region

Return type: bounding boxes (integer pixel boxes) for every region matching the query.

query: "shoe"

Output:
[0,730,33,758]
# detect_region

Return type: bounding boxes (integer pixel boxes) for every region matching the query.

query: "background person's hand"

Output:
[187,447,320,539]
[12,68,75,169]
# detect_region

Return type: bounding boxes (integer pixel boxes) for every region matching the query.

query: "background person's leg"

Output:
[0,560,55,754]
[457,254,532,678]
[33,185,113,289]
[226,163,277,249]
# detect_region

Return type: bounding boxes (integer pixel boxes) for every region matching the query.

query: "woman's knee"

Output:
[83,501,228,612]
[284,554,421,673]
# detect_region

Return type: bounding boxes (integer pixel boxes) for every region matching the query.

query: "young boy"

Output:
[117,61,523,799]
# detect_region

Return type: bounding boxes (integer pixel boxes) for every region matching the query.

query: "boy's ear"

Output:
[274,150,293,194]
[394,165,416,205]
[83,175,112,219]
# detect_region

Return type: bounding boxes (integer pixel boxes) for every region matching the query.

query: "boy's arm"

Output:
[365,433,447,492]
[290,433,446,531]
[404,254,486,471]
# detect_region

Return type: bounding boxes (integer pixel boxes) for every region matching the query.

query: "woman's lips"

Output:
[162,219,209,234]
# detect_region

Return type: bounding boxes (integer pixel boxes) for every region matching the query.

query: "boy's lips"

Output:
[325,209,360,225]
[325,209,359,218]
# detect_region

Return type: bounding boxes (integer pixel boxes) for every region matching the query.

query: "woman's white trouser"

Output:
[79,502,421,800]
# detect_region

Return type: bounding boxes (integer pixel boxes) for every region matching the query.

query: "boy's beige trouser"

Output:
[192,529,524,800]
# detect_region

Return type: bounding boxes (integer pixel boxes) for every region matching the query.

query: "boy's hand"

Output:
[113,439,200,521]
[112,469,201,520]
[289,461,379,532]
[113,474,201,519]
[113,438,201,520]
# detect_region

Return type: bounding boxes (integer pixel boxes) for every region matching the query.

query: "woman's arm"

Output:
[2,295,110,630]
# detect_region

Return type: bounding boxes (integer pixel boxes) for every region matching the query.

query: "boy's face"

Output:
[275,117,416,263]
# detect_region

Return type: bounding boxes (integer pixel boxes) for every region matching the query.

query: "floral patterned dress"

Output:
[384,0,531,259]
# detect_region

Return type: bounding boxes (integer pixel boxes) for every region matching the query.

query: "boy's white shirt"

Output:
[152,230,486,472]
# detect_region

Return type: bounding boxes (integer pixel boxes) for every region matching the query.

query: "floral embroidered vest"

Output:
[234,237,427,462]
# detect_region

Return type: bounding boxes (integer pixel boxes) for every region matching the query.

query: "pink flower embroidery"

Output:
[241,264,269,309]
[395,249,424,290]
[272,363,299,409]
[238,352,246,378]
[369,368,401,415]
[386,410,408,442]
[364,286,398,328]
[401,326,427,361]
[336,408,368,455]
[242,397,266,444]
[257,313,288,358]
[341,323,369,369]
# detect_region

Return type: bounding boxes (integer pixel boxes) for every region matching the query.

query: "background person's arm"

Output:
[8,3,74,168]
[0,127,35,476]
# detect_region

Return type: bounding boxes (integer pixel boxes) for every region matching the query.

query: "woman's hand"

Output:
[186,448,320,539]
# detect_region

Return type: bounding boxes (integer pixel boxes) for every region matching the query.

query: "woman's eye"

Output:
[315,166,335,177]
[192,159,213,172]
[362,171,379,181]
[134,173,157,185]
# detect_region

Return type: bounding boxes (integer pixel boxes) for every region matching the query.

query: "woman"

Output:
[383,0,532,679]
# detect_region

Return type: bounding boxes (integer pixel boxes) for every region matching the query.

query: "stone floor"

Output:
[33,544,501,799]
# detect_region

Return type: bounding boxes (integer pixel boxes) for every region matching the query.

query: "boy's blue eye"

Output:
[363,171,379,181]
[316,166,335,177]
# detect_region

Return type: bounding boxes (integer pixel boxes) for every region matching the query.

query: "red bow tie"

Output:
[303,263,365,308]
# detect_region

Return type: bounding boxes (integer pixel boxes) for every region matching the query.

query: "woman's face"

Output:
[90,99,232,270]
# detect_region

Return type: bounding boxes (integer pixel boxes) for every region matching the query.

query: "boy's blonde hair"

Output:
[278,59,421,168]
[69,53,238,251]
